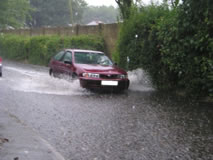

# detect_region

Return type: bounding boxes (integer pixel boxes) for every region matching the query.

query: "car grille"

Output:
[100,74,118,79]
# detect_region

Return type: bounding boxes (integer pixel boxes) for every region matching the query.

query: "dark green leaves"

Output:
[116,0,213,97]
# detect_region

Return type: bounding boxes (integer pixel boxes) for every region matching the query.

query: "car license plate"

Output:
[101,81,118,86]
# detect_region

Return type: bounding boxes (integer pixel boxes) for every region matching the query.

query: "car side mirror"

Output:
[114,62,118,66]
[64,60,72,65]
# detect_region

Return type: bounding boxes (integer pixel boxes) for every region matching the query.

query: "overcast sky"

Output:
[84,0,162,7]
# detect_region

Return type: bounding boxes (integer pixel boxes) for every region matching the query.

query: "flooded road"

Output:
[0,61,212,160]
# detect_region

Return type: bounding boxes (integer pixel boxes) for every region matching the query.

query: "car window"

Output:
[54,51,65,61]
[74,52,113,66]
[63,51,72,62]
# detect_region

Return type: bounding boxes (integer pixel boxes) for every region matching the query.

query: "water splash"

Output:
[128,68,154,91]
[5,66,154,94]
[5,66,89,96]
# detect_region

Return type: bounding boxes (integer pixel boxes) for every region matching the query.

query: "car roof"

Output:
[65,49,104,54]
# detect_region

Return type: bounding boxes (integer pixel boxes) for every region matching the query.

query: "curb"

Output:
[0,109,65,160]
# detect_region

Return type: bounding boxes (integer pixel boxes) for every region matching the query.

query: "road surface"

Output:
[0,61,212,160]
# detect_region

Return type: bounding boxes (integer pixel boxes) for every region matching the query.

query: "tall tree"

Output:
[115,0,141,20]
[27,0,87,28]
[0,0,31,29]
[72,0,87,24]
[115,0,132,19]
[81,6,119,24]
[0,0,8,28]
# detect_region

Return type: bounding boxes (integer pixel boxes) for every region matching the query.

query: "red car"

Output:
[49,49,129,91]
[0,57,2,77]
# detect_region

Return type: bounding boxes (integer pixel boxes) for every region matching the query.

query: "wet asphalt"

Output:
[0,61,212,160]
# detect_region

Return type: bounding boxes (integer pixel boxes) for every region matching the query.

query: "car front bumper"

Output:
[79,78,130,90]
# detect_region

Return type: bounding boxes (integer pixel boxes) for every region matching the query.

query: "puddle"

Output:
[4,66,89,96]
[4,66,154,95]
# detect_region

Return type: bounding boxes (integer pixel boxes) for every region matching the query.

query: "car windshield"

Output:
[74,52,113,66]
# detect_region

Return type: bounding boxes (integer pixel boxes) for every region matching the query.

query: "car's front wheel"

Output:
[72,72,78,79]
[49,69,57,77]
[49,69,53,76]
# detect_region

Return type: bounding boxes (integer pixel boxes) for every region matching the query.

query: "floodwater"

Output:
[3,64,153,95]
[0,61,212,160]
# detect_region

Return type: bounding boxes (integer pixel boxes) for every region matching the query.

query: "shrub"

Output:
[117,5,171,88]
[158,0,213,96]
[116,1,213,97]
[0,34,105,66]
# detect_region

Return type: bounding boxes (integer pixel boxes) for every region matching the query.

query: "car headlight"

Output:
[118,74,128,79]
[82,73,100,78]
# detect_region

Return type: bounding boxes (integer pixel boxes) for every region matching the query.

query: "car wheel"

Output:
[0,72,2,77]
[49,69,57,77]
[49,69,52,76]
[72,73,78,80]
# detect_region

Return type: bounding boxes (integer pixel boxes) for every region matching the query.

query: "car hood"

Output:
[75,64,127,74]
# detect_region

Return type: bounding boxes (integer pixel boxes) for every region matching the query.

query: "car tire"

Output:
[49,69,53,76]
[72,73,78,80]
[0,72,2,77]
[50,69,59,78]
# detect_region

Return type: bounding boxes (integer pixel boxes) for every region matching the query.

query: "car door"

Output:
[60,51,74,76]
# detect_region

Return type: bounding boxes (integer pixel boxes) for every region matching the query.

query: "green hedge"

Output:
[0,34,104,65]
[157,0,213,96]
[116,5,171,88]
[116,1,213,97]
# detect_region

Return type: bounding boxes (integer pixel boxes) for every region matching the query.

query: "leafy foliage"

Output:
[27,0,87,27]
[158,0,213,96]
[117,5,170,87]
[115,0,133,19]
[0,34,104,65]
[116,0,213,97]
[115,0,142,20]
[0,0,31,29]
[82,6,119,24]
